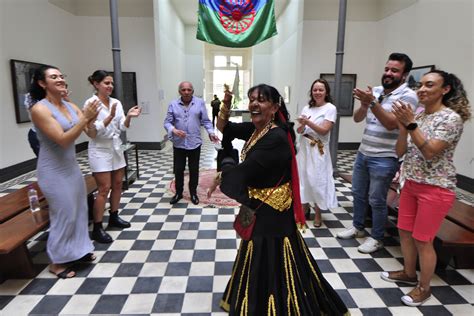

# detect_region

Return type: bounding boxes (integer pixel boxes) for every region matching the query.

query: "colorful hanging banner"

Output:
[196,0,278,48]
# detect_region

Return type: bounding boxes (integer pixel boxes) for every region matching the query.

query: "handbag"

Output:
[233,175,285,240]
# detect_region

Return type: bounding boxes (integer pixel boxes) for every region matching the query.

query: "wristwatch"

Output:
[405,122,418,131]
[369,99,377,109]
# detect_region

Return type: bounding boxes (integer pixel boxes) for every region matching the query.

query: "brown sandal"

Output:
[313,208,322,227]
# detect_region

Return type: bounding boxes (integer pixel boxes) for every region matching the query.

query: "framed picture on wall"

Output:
[320,73,357,116]
[108,71,138,112]
[10,59,49,123]
[407,65,435,90]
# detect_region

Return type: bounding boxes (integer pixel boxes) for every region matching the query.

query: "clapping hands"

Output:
[83,99,100,121]
[392,100,414,128]
[127,105,142,118]
[296,115,311,125]
[353,86,375,107]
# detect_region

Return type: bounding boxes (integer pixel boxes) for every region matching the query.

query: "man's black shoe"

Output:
[191,194,199,205]
[170,193,183,205]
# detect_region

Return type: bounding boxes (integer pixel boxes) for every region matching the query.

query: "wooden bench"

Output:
[339,173,474,269]
[0,175,97,279]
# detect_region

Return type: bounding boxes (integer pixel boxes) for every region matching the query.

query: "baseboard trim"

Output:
[338,143,359,150]
[0,158,37,183]
[132,140,167,150]
[75,141,88,153]
[457,174,474,193]
[2,140,472,194]
[0,141,89,183]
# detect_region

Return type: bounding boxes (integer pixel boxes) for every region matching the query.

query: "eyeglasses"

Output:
[47,74,67,80]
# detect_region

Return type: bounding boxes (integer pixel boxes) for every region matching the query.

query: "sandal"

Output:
[49,266,76,279]
[313,208,322,227]
[77,253,96,263]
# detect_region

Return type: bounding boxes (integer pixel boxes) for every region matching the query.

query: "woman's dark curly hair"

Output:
[308,78,333,107]
[426,70,471,122]
[247,84,296,146]
[29,65,59,101]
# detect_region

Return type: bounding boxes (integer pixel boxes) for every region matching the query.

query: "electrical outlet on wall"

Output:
[140,101,150,114]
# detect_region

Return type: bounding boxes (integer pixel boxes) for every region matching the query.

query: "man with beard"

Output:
[337,53,418,253]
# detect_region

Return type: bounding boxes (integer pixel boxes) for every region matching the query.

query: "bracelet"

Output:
[418,139,429,150]
[219,103,231,113]
[218,111,230,121]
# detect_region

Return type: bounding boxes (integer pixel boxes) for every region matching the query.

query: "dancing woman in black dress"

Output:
[209,84,349,315]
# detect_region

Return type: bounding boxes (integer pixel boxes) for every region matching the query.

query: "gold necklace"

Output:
[240,121,273,161]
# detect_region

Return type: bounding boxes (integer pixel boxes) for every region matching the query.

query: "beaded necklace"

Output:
[240,120,273,161]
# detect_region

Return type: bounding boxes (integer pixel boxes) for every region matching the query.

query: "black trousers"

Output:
[212,111,219,127]
[28,129,40,157]
[173,146,201,195]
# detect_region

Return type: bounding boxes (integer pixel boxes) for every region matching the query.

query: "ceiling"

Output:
[48,0,417,22]
[48,0,288,21]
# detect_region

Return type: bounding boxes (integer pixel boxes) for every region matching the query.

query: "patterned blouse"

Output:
[402,107,463,190]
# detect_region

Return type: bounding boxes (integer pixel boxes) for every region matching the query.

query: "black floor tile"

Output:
[29,295,71,314]
[152,294,184,313]
[19,278,57,295]
[90,294,128,314]
[132,277,162,293]
[165,262,191,276]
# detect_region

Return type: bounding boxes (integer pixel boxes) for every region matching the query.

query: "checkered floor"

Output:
[0,138,473,315]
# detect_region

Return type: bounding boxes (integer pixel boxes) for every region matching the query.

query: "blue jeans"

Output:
[351,152,399,240]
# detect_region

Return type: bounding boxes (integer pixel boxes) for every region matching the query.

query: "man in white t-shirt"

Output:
[337,53,418,253]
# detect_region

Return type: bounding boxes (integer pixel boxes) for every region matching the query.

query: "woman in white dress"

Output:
[85,70,142,243]
[296,79,338,227]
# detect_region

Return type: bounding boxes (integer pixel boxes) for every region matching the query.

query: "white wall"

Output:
[267,0,304,120]
[252,39,272,86]
[1,0,78,168]
[153,0,186,125]
[295,0,472,178]
[378,0,473,177]
[184,26,204,97]
[299,20,380,143]
[73,16,159,143]
[1,0,472,180]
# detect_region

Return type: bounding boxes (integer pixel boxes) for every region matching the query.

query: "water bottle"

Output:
[28,185,40,212]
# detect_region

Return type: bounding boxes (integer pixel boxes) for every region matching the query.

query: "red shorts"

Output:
[397,180,455,242]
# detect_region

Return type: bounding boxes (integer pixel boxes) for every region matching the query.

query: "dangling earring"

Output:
[271,113,275,122]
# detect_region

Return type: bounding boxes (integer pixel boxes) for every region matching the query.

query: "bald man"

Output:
[164,82,219,205]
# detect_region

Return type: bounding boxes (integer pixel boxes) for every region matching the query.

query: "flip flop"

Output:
[50,266,75,279]
[77,253,96,262]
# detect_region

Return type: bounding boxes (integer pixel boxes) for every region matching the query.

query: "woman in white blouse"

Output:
[85,70,141,243]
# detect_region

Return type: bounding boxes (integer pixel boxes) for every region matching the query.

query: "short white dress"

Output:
[84,95,127,173]
[296,103,338,210]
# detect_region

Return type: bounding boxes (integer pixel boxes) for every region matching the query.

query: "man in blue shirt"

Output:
[164,81,219,205]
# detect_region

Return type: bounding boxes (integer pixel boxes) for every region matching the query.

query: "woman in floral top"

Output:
[380,70,471,306]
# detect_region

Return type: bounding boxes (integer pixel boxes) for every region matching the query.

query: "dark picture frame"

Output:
[407,65,435,90]
[320,73,357,116]
[108,71,138,112]
[10,59,49,123]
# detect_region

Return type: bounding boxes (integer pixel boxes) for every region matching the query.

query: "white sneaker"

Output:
[358,237,383,253]
[336,226,365,239]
